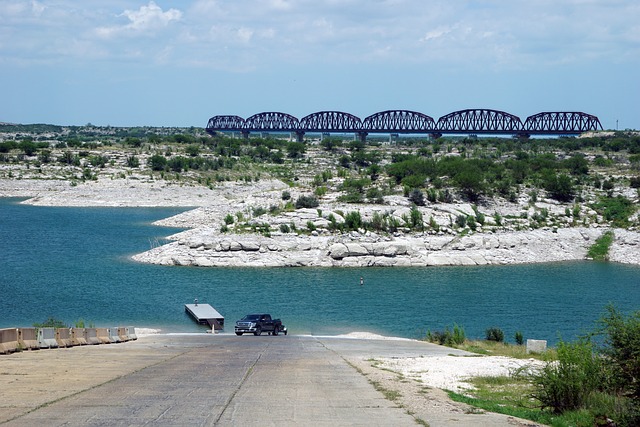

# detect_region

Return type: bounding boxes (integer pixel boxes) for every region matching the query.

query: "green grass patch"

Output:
[453,339,550,360]
[448,375,597,426]
[587,230,614,261]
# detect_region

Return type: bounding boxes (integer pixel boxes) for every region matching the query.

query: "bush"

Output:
[595,305,640,399]
[148,154,167,171]
[527,340,602,413]
[485,327,505,342]
[545,173,575,202]
[515,331,524,346]
[33,317,67,328]
[279,223,290,233]
[295,195,319,209]
[281,190,291,200]
[426,324,465,346]
[592,196,636,227]
[408,188,425,206]
[344,211,363,230]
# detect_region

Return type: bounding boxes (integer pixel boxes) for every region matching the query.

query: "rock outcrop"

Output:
[131,227,635,268]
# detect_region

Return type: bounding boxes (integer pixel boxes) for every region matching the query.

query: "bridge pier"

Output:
[294,131,305,142]
[429,132,443,140]
[356,132,368,144]
[241,131,250,140]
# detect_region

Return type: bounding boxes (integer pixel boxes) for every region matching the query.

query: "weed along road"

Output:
[0,334,541,426]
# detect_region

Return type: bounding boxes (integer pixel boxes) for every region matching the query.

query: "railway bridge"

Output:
[206,109,603,142]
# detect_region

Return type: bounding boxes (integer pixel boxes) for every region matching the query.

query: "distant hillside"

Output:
[0,123,63,133]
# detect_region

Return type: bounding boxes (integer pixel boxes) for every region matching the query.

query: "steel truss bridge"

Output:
[206,109,602,141]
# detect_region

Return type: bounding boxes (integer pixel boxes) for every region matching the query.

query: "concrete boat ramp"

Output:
[185,303,224,330]
[0,334,543,426]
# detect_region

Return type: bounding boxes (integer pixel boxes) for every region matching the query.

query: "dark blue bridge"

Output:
[206,109,603,141]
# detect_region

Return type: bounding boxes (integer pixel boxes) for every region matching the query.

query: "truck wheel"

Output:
[273,327,278,336]
[254,326,262,336]
[235,332,243,336]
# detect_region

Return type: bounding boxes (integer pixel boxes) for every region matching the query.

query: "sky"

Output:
[1,0,638,130]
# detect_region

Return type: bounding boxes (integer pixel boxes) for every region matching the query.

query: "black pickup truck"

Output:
[235,314,287,336]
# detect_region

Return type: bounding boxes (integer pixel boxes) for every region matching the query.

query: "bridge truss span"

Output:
[299,111,362,132]
[437,109,524,134]
[206,115,245,132]
[523,112,603,134]
[362,110,436,133]
[244,112,300,132]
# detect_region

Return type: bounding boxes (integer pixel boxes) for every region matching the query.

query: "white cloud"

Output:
[96,1,182,39]
[1,0,638,70]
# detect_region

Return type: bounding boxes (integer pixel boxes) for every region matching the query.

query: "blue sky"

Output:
[1,0,638,129]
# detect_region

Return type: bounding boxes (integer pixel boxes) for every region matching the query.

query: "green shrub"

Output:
[485,327,505,342]
[33,317,67,328]
[527,340,602,413]
[281,190,291,200]
[126,155,139,168]
[515,331,524,346]
[148,154,167,171]
[224,214,234,225]
[426,324,465,346]
[279,223,290,233]
[592,196,636,227]
[252,206,267,217]
[344,211,363,230]
[455,214,467,228]
[408,188,425,206]
[595,305,640,399]
[409,207,423,230]
[295,195,319,209]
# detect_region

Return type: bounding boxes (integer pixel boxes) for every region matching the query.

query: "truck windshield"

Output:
[242,314,261,321]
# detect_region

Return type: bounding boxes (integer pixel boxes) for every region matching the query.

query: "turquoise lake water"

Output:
[1,197,638,344]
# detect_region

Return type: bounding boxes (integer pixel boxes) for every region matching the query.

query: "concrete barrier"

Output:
[109,327,121,343]
[526,339,547,354]
[96,328,112,344]
[117,327,130,342]
[37,327,58,349]
[126,326,137,340]
[17,328,39,350]
[71,328,88,346]
[84,328,101,345]
[56,328,73,348]
[0,328,19,354]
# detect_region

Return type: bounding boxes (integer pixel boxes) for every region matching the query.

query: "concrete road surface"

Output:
[0,334,542,426]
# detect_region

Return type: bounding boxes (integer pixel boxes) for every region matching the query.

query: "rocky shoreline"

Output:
[2,177,639,267]
[131,226,640,267]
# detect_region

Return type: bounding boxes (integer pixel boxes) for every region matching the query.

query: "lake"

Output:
[1,197,638,345]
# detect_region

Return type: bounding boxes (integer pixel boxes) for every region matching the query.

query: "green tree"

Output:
[286,141,306,159]
[595,305,640,399]
[148,154,167,171]
[545,173,575,202]
[185,144,200,157]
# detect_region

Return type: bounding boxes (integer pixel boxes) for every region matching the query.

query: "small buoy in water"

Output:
[194,298,198,306]
[360,277,364,286]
